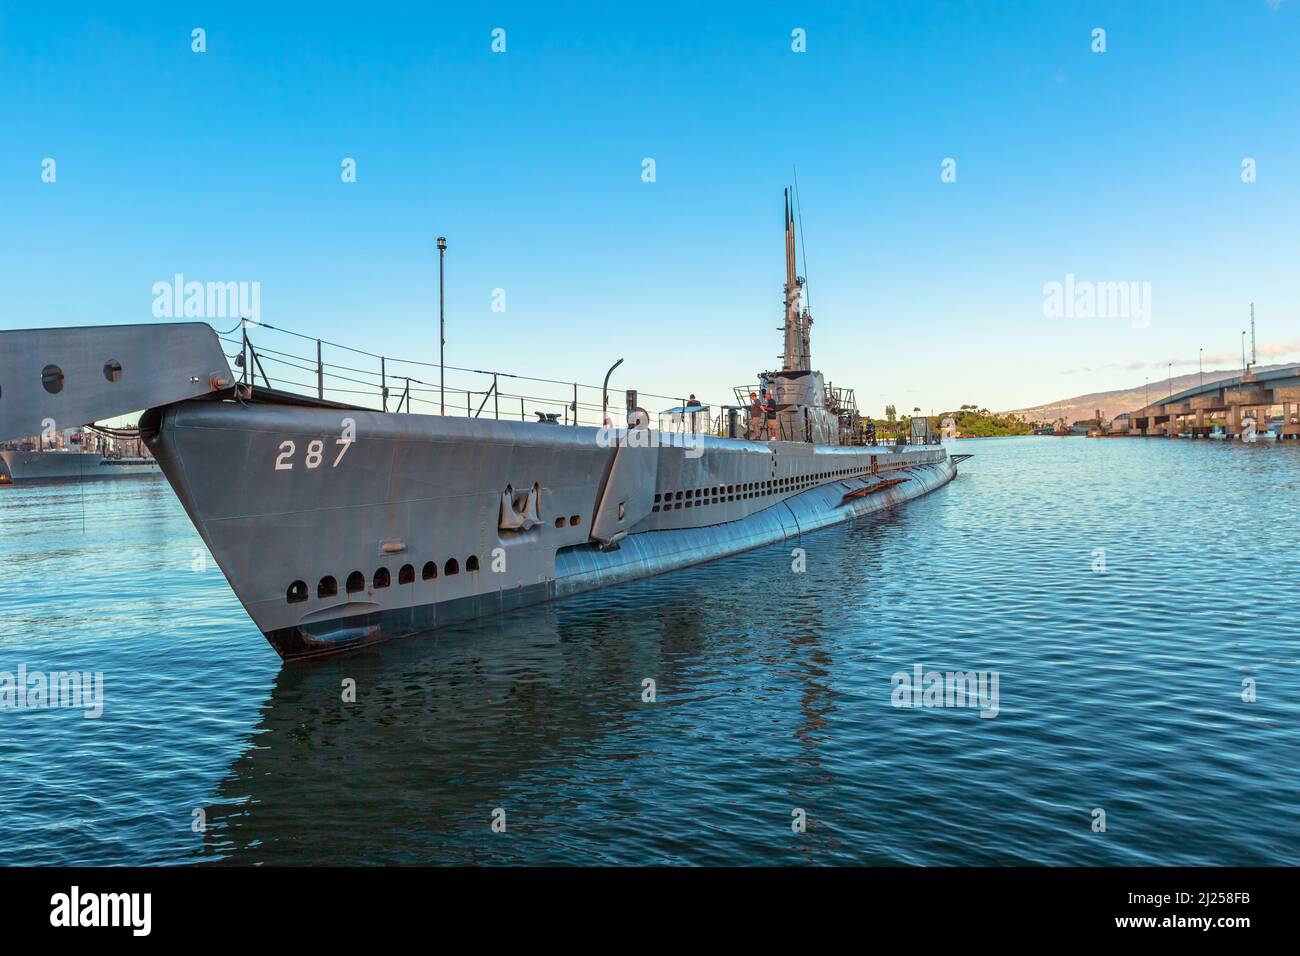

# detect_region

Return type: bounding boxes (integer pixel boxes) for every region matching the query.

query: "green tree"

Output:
[931,406,1032,437]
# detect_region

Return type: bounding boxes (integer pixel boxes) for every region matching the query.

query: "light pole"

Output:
[1241,331,1246,377]
[438,236,447,414]
[602,358,624,427]
[1199,347,1203,389]
[1249,302,1256,369]
[1167,362,1172,398]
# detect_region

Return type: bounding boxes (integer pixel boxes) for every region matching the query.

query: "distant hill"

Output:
[1004,363,1297,424]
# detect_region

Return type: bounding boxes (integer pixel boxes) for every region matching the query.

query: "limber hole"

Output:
[42,364,63,395]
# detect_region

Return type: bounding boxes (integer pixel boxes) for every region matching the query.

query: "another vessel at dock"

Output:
[0,443,159,485]
[0,193,963,660]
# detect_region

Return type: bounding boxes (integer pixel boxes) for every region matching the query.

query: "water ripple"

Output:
[1,439,1297,864]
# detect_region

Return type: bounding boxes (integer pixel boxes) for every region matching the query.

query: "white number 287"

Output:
[274,438,351,471]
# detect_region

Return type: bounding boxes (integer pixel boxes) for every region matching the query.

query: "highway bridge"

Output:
[1111,365,1300,439]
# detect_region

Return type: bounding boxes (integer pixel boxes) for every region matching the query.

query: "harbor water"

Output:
[1,436,1297,865]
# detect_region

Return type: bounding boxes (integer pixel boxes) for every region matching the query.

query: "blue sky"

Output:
[2,1,1297,417]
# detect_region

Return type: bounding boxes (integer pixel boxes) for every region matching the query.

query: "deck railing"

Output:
[222,320,732,429]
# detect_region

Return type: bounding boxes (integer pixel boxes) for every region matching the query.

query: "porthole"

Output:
[373,567,391,589]
[422,561,438,581]
[318,575,338,598]
[346,570,365,594]
[287,580,308,604]
[445,558,460,576]
[466,555,480,572]
[42,364,64,395]
[569,514,581,526]
[555,516,567,528]
[104,360,122,383]
[398,564,415,585]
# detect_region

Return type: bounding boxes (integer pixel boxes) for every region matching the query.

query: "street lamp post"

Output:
[438,236,447,415]
[1199,347,1203,390]
[602,358,624,427]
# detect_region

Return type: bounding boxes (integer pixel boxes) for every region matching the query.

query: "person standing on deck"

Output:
[748,391,764,440]
[683,394,703,433]
[762,389,778,439]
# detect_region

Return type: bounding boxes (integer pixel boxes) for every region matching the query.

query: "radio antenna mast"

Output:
[781,188,812,372]
[793,166,810,313]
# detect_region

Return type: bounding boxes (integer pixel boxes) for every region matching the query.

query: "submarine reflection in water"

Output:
[194,520,896,865]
